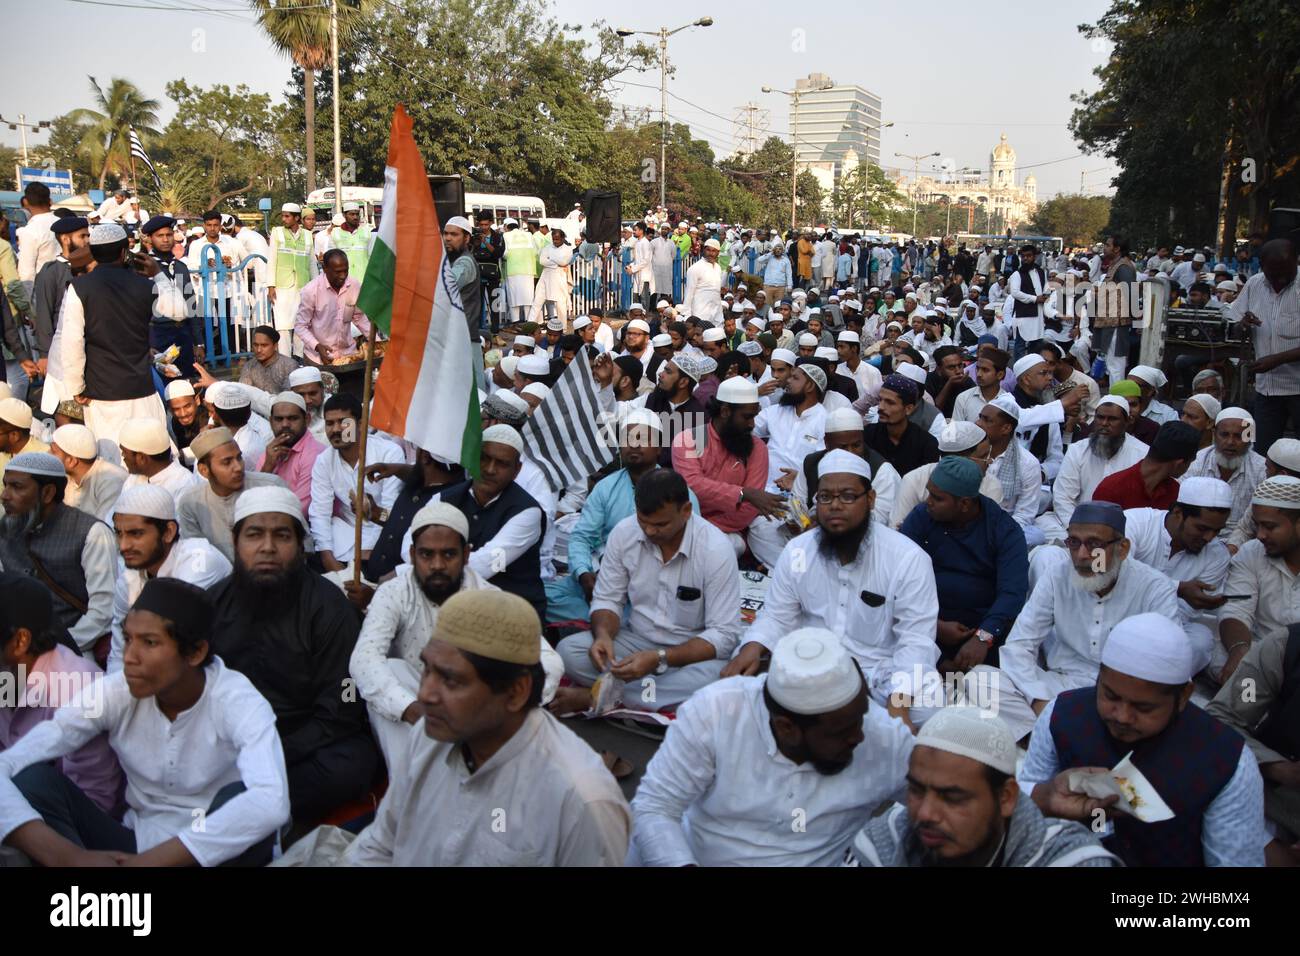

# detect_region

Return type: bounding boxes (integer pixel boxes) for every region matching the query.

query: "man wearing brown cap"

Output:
[343,590,630,865]
[176,427,288,563]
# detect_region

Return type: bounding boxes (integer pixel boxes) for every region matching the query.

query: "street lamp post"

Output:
[330,0,343,217]
[617,18,713,212]
[895,150,940,237]
[761,78,836,231]
[2,114,53,164]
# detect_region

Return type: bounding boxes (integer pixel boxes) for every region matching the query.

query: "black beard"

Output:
[418,570,463,605]
[233,555,306,614]
[717,420,754,459]
[906,819,1005,868]
[816,518,871,563]
[778,388,804,407]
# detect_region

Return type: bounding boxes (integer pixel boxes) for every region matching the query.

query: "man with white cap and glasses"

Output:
[683,237,725,327]
[50,423,125,522]
[1180,405,1267,539]
[1215,475,1300,685]
[208,484,378,825]
[1120,476,1234,673]
[350,501,562,765]
[529,225,573,327]
[0,452,117,656]
[790,405,900,529]
[987,502,1179,740]
[341,590,629,866]
[726,449,941,731]
[267,202,318,356]
[555,468,738,713]
[632,627,913,866]
[119,416,200,507]
[1020,612,1266,867]
[178,427,288,564]
[844,707,1118,867]
[108,484,231,672]
[1040,395,1147,541]
[1223,436,1300,549]
[58,223,180,448]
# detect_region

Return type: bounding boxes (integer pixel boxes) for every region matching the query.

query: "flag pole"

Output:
[351,323,379,586]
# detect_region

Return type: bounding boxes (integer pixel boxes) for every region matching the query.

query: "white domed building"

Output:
[895,132,1040,235]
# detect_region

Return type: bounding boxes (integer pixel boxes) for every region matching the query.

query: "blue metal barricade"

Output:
[195,245,269,366]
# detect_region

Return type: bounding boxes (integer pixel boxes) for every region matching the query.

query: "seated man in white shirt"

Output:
[726,450,941,729]
[1183,406,1268,540]
[349,502,562,765]
[177,427,288,564]
[788,406,900,528]
[557,469,741,713]
[977,501,1179,740]
[108,485,232,672]
[309,391,403,572]
[341,590,630,866]
[50,423,126,523]
[118,416,200,510]
[630,628,913,867]
[1038,396,1148,542]
[0,578,290,867]
[1215,475,1300,686]
[978,393,1048,545]
[1121,476,1233,678]
[1019,613,1266,867]
[1128,364,1179,425]
[207,382,271,471]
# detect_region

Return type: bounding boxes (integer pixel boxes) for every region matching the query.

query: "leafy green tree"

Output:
[1071,0,1300,250]
[831,163,906,229]
[151,80,292,209]
[65,76,161,190]
[250,0,377,195]
[1028,194,1112,246]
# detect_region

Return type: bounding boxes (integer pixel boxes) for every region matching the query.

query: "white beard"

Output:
[1215,450,1245,471]
[1071,563,1121,594]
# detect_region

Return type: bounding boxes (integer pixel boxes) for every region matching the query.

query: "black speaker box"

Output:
[427,175,466,230]
[582,190,622,244]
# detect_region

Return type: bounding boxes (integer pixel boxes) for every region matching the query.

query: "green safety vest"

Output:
[272,226,313,290]
[333,225,372,280]
[503,229,538,279]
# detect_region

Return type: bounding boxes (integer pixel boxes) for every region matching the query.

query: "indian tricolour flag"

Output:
[357,105,481,474]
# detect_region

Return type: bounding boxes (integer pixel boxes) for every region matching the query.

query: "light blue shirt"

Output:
[1018,697,1267,867]
[760,253,792,289]
[566,467,699,578]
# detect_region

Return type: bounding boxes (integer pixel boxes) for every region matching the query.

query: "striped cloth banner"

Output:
[521,347,617,493]
[128,126,163,192]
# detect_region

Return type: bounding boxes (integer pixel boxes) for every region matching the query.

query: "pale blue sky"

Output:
[3,0,1119,198]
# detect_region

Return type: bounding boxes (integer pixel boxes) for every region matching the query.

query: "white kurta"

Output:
[308,436,404,561]
[1049,434,1149,530]
[682,258,725,326]
[528,243,574,323]
[630,675,913,866]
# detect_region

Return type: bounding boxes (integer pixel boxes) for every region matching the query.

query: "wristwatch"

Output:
[655,649,669,675]
[975,629,995,646]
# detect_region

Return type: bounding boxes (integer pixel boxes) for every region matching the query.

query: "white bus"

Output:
[304,186,550,229]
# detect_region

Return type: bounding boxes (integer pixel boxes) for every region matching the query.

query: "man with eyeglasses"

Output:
[977,501,1178,740]
[724,449,941,731]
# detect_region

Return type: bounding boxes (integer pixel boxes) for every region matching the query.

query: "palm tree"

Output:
[250,0,375,196]
[66,77,161,191]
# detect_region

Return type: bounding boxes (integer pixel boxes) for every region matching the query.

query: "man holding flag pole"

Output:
[352,106,484,588]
